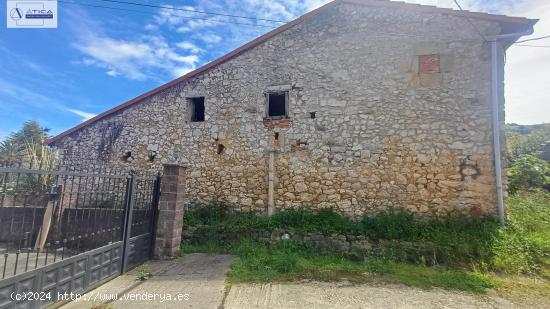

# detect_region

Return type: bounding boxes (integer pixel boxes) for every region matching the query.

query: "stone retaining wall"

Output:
[182,225,442,264]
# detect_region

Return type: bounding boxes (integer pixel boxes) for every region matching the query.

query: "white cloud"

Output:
[171,66,195,78]
[106,69,119,77]
[241,0,296,21]
[144,23,158,31]
[197,33,222,44]
[503,1,550,124]
[176,26,192,33]
[176,54,200,65]
[66,108,97,121]
[73,33,200,80]
[176,41,204,53]
[0,78,96,121]
[74,36,151,80]
[303,0,331,11]
[154,5,195,25]
[0,79,61,108]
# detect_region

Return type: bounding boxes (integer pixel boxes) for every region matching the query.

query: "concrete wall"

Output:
[53,2,504,217]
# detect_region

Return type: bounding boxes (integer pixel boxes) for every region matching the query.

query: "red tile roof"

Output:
[48,0,536,145]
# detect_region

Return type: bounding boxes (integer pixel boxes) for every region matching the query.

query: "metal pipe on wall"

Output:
[489,29,533,226]
[267,150,276,216]
[490,39,506,226]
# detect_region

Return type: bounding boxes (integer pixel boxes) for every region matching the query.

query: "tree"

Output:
[0,120,57,168]
[506,123,550,163]
[507,155,550,194]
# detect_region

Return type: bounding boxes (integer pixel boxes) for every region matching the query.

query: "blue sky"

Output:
[0,0,548,140]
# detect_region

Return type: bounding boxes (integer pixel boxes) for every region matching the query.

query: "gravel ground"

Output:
[224,282,548,309]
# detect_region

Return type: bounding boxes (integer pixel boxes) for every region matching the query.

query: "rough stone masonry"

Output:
[48,0,536,218]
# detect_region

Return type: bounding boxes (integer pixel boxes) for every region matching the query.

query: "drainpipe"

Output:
[489,29,533,226]
[267,150,276,216]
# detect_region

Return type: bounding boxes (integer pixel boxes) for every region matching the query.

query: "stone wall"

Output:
[182,225,439,264]
[52,2,505,217]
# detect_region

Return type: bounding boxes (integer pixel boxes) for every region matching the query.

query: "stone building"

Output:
[48,0,537,217]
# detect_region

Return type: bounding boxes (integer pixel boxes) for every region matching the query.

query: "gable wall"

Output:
[54,2,504,217]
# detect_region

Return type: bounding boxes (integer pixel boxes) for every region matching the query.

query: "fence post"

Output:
[154,165,186,259]
[149,173,162,259]
[121,172,136,273]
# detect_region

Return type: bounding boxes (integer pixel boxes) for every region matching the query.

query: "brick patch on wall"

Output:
[419,54,440,74]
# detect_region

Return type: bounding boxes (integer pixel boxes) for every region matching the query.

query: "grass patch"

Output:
[183,239,494,293]
[181,192,550,296]
[493,275,550,302]
[185,203,500,266]
[492,191,550,274]
[185,192,550,275]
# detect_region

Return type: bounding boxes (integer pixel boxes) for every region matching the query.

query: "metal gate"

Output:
[0,165,161,309]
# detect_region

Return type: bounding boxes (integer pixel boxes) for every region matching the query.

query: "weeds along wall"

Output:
[182,204,501,266]
[52,1,506,217]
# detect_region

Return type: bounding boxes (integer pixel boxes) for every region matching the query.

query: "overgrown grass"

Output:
[181,239,494,293]
[184,192,550,275]
[492,191,550,274]
[181,191,550,293]
[493,274,550,302]
[185,201,500,266]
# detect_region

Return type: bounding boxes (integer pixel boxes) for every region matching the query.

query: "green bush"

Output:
[183,191,550,275]
[184,200,228,226]
[506,123,550,163]
[507,155,550,194]
[361,211,417,239]
[269,208,360,235]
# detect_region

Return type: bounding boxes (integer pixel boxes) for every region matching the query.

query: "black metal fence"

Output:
[0,162,159,279]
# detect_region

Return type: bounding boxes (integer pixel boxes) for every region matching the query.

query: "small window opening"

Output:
[122,151,132,162]
[310,112,316,119]
[189,97,205,122]
[148,151,157,162]
[296,139,308,146]
[267,92,287,118]
[274,132,279,140]
[217,143,225,155]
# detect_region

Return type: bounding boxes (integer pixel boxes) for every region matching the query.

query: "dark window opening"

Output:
[274,132,279,140]
[296,139,308,146]
[122,151,132,162]
[189,97,205,122]
[267,92,287,118]
[217,143,225,155]
[148,151,157,162]
[310,112,316,119]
